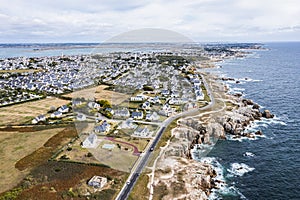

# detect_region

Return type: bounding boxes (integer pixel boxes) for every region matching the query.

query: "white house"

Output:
[148,96,161,104]
[82,133,99,148]
[88,102,101,110]
[130,95,145,102]
[131,111,143,119]
[95,121,110,133]
[88,176,107,189]
[146,112,160,121]
[58,105,69,113]
[114,108,130,118]
[142,101,151,110]
[169,98,183,105]
[51,111,62,118]
[32,114,46,124]
[133,127,150,137]
[119,118,138,129]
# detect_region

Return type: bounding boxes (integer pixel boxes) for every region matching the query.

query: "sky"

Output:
[0,0,300,43]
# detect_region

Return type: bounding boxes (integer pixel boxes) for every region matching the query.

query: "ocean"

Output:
[203,42,300,199]
[0,42,299,199]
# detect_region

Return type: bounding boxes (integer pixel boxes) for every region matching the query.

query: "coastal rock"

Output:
[252,110,262,120]
[223,122,232,133]
[242,99,254,106]
[262,110,274,118]
[255,130,263,135]
[233,93,243,98]
[252,103,260,110]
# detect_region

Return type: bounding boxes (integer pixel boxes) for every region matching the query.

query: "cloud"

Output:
[0,0,299,42]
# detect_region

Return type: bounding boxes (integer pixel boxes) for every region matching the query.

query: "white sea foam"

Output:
[243,152,255,157]
[198,157,248,199]
[227,163,255,177]
[232,87,245,91]
[210,185,248,200]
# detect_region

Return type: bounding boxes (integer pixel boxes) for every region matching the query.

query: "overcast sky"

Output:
[0,0,299,43]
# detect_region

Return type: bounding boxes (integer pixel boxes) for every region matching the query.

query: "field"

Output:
[0,97,69,125]
[63,85,130,105]
[58,135,141,173]
[13,161,128,200]
[0,126,65,193]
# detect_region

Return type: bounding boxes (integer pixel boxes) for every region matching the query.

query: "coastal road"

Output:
[115,74,214,200]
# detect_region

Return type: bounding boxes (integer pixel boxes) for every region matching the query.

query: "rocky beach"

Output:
[151,51,275,199]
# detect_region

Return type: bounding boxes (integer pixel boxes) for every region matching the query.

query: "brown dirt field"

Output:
[0,97,69,125]
[15,161,128,200]
[15,126,78,171]
[0,127,65,193]
[64,85,129,105]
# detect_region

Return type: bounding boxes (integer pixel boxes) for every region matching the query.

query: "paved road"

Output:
[115,74,214,200]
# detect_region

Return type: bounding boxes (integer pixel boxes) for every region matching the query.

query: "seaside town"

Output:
[0,43,271,200]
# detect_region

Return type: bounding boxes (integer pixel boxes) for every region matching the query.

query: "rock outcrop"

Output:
[262,110,274,118]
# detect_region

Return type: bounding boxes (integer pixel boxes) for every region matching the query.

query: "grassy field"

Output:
[0,97,69,125]
[2,161,128,200]
[0,126,65,194]
[128,173,150,200]
[63,85,129,105]
[57,136,140,173]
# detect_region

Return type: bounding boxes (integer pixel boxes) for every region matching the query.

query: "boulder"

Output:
[255,130,263,135]
[242,99,254,106]
[223,122,232,133]
[252,103,260,110]
[262,110,274,118]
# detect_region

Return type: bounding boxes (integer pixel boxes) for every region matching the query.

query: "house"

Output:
[51,111,62,118]
[130,95,145,102]
[32,114,46,124]
[161,89,170,96]
[148,96,161,104]
[133,127,150,137]
[142,101,151,109]
[72,100,83,107]
[95,121,110,133]
[131,111,143,119]
[76,113,86,121]
[119,118,138,129]
[193,79,201,86]
[169,98,183,105]
[105,108,114,115]
[146,112,160,121]
[82,133,99,148]
[114,108,130,118]
[171,91,180,98]
[58,105,69,113]
[88,102,101,110]
[88,176,107,189]
[196,91,204,100]
[162,103,171,111]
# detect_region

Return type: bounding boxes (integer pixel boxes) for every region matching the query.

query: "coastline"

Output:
[151,50,274,199]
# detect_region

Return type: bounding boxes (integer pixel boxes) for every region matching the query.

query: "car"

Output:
[126,181,130,185]
[150,147,154,151]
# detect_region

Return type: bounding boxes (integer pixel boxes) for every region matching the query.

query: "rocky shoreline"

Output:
[186,82,274,158]
[152,72,275,199]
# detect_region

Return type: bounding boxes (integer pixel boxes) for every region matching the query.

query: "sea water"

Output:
[204,42,300,199]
